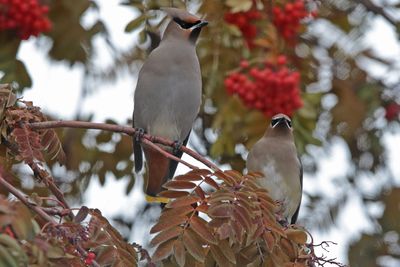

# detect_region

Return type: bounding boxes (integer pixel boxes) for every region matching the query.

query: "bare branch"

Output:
[28,120,222,172]
[0,170,56,224]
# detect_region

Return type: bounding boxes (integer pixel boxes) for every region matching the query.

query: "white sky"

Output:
[13,1,400,265]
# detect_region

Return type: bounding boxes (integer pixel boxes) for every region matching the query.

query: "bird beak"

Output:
[193,20,208,29]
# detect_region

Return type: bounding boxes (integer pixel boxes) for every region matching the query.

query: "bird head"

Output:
[267,113,293,138]
[270,113,292,129]
[161,7,208,44]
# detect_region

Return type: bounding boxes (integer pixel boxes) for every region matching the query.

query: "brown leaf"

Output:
[195,203,209,213]
[174,240,186,267]
[233,204,253,230]
[158,190,189,198]
[163,180,197,190]
[285,229,308,244]
[183,229,205,263]
[166,196,201,209]
[280,237,297,260]
[150,215,188,234]
[224,170,243,182]
[231,220,244,243]
[218,239,236,264]
[204,176,220,190]
[150,226,182,246]
[208,191,235,203]
[213,170,236,185]
[217,223,232,240]
[188,169,212,176]
[210,245,230,267]
[208,203,233,218]
[160,205,194,220]
[263,231,276,252]
[174,173,203,181]
[190,216,217,245]
[194,186,206,199]
[152,239,175,262]
[40,129,66,164]
[263,217,287,237]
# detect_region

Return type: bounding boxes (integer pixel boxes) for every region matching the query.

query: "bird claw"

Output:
[135,128,145,142]
[172,140,183,154]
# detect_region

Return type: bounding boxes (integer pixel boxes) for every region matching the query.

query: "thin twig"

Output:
[0,172,56,223]
[28,161,75,220]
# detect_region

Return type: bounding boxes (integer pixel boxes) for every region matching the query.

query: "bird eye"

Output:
[173,18,199,29]
[271,118,280,127]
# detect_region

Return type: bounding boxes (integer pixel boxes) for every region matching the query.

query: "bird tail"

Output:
[143,146,171,197]
[133,138,143,173]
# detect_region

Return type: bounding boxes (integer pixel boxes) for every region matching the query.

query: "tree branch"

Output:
[0,171,56,223]
[28,120,221,172]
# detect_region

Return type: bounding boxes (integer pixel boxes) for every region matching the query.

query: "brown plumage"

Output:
[246,113,303,224]
[133,8,207,202]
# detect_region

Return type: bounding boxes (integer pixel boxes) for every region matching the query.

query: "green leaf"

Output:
[125,15,146,32]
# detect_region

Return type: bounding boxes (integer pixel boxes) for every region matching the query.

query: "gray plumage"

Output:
[133,8,207,197]
[246,113,303,224]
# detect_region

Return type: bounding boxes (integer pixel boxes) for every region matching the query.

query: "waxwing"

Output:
[133,8,207,203]
[246,113,303,224]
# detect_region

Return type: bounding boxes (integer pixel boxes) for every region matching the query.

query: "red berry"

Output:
[385,103,400,121]
[0,0,52,39]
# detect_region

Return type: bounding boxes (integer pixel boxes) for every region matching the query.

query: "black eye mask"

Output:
[271,118,292,128]
[173,17,201,29]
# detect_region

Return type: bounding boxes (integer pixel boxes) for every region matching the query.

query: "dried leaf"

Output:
[158,190,189,198]
[166,196,201,209]
[150,215,188,234]
[183,229,205,263]
[196,203,209,213]
[208,191,235,203]
[160,206,194,220]
[233,204,253,230]
[213,171,236,185]
[208,203,232,218]
[190,216,217,245]
[163,180,197,190]
[263,231,276,252]
[150,226,182,246]
[174,240,186,267]
[285,229,307,244]
[280,237,297,260]
[194,186,206,199]
[152,239,175,262]
[210,245,229,267]
[74,206,89,223]
[218,239,236,264]
[174,173,203,181]
[204,176,220,190]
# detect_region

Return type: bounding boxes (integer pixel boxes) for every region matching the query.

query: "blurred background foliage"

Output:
[1,0,400,265]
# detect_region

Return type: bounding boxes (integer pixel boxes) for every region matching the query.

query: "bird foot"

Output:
[172,140,183,154]
[135,128,145,142]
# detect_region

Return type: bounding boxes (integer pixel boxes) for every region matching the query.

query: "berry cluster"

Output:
[224,58,303,117]
[224,10,261,48]
[0,0,51,40]
[385,102,400,121]
[272,0,311,43]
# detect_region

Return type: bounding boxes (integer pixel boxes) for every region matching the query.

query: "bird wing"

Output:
[132,114,143,173]
[290,158,303,224]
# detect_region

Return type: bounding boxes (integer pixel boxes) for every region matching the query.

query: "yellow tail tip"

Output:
[145,195,170,204]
